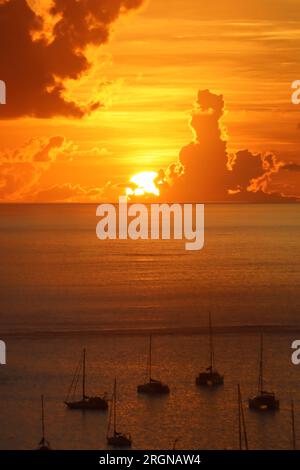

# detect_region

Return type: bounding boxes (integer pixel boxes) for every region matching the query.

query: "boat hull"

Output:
[248,394,279,411]
[65,397,108,410]
[37,438,51,451]
[196,371,224,387]
[137,381,170,395]
[107,435,132,447]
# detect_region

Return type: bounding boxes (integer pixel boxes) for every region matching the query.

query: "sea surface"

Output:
[0,203,300,449]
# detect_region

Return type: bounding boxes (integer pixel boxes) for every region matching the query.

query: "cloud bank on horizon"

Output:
[0,87,299,202]
[0,135,107,201]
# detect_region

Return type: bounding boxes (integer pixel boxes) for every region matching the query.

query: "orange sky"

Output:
[0,0,300,202]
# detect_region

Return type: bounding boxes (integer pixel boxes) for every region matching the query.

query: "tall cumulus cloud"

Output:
[157,89,297,202]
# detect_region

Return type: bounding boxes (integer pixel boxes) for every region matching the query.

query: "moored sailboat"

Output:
[196,312,224,387]
[64,348,108,410]
[248,335,279,411]
[107,378,132,448]
[137,335,170,395]
[37,395,52,451]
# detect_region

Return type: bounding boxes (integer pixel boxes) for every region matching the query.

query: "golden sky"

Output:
[0,0,300,202]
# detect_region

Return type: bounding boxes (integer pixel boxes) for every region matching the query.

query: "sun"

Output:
[126,171,160,197]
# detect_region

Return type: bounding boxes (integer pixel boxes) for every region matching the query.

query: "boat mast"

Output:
[258,335,264,394]
[238,385,242,450]
[149,336,152,382]
[291,400,296,450]
[238,384,248,450]
[41,394,45,445]
[113,378,117,437]
[82,348,86,400]
[209,312,215,371]
[106,388,113,439]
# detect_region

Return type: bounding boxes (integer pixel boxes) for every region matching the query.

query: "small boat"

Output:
[248,335,279,411]
[107,378,132,448]
[291,400,297,450]
[37,395,52,451]
[64,348,108,410]
[137,336,170,395]
[196,312,224,387]
[237,384,249,450]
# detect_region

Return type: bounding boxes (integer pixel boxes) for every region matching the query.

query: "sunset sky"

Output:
[1,0,300,202]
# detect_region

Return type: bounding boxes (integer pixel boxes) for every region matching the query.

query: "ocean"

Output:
[0,203,299,449]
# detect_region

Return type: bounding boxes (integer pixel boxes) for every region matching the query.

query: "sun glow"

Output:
[126,171,160,197]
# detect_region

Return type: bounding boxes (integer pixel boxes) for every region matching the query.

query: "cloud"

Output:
[156,89,297,202]
[157,89,228,201]
[0,0,144,118]
[229,150,283,194]
[1,85,298,203]
[31,182,104,202]
[0,135,67,200]
[281,162,300,172]
[0,135,117,202]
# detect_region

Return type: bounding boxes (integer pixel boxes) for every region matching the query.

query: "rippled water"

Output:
[0,204,299,449]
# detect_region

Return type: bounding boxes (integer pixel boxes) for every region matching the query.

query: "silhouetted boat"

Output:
[37,395,52,451]
[64,348,108,410]
[291,400,297,450]
[248,335,279,411]
[107,378,132,448]
[137,335,170,395]
[238,384,248,450]
[196,312,224,387]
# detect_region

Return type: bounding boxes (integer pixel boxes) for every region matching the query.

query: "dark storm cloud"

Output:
[0,0,144,118]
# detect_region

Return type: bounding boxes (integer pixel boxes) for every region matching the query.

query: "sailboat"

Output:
[137,335,170,395]
[291,400,297,450]
[196,312,224,387]
[237,384,249,450]
[64,348,108,410]
[37,395,52,451]
[107,378,132,448]
[248,335,279,411]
